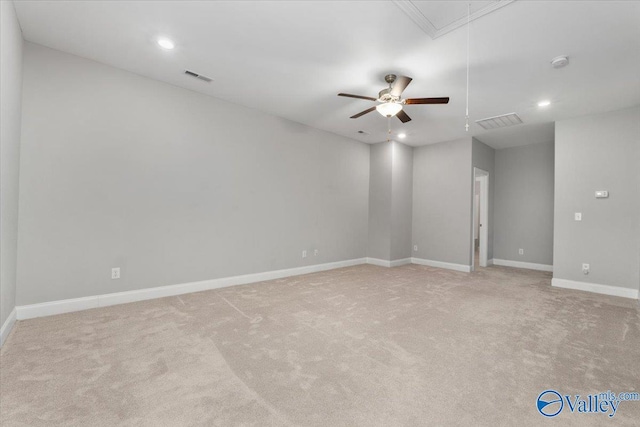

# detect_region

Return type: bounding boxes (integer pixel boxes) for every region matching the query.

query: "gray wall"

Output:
[1,0,23,329]
[554,106,640,290]
[472,138,495,261]
[17,43,370,305]
[390,142,413,260]
[367,141,413,261]
[367,142,392,260]
[412,137,473,266]
[494,141,554,265]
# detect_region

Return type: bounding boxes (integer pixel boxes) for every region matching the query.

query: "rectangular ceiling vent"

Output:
[475,112,523,130]
[184,70,212,83]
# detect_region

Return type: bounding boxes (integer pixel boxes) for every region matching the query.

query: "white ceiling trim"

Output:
[392,0,516,39]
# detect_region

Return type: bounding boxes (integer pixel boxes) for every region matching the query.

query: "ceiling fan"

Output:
[338,74,449,123]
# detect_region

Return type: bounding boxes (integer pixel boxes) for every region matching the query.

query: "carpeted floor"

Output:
[1,264,639,426]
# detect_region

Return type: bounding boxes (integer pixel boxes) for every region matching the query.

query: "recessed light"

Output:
[537,100,551,108]
[157,38,175,50]
[398,133,406,139]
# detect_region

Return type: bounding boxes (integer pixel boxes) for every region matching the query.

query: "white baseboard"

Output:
[366,257,391,267]
[390,258,412,267]
[411,257,471,273]
[16,258,367,320]
[0,308,17,347]
[493,259,553,272]
[552,278,639,300]
[487,259,494,266]
[366,257,412,268]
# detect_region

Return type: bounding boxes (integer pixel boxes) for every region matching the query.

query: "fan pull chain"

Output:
[465,2,470,132]
[387,116,391,142]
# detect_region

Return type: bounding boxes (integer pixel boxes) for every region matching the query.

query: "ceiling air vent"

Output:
[475,112,522,130]
[184,70,212,83]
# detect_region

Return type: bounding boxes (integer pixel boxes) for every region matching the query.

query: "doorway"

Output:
[472,168,489,270]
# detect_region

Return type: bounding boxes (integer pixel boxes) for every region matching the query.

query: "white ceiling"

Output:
[13,0,640,148]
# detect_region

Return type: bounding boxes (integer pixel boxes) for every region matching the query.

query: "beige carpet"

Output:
[1,264,639,426]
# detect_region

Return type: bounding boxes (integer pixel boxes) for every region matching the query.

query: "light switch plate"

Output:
[574,212,582,221]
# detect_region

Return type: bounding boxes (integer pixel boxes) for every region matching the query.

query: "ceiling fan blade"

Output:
[390,76,412,97]
[338,93,377,101]
[404,97,450,105]
[396,110,411,123]
[350,106,377,119]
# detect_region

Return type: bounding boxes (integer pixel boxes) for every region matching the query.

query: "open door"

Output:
[472,168,489,269]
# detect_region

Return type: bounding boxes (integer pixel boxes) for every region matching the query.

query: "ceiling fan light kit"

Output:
[376,102,403,117]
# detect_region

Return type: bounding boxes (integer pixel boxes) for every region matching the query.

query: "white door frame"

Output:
[472,168,489,270]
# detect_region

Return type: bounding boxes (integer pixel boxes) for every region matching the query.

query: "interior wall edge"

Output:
[0,0,24,330]
[0,308,18,347]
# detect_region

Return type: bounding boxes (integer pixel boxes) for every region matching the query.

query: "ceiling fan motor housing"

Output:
[378,88,399,102]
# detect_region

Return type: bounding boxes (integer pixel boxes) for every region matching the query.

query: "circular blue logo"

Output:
[537,390,564,417]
